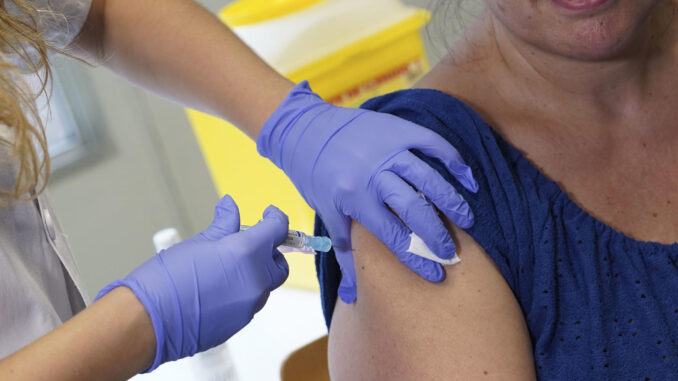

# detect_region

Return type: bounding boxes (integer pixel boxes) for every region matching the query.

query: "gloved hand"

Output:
[95,195,289,372]
[258,81,478,304]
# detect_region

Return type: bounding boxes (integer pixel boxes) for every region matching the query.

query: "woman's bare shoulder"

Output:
[328,220,536,381]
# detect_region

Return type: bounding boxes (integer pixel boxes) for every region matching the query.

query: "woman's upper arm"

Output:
[328,220,537,380]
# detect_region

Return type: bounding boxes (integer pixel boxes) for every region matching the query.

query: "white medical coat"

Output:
[0,0,93,358]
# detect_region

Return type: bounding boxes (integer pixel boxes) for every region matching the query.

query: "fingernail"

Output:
[338,289,357,304]
[263,205,285,219]
[464,210,475,228]
[428,266,445,282]
[470,179,479,193]
[450,200,474,229]
[462,168,479,193]
[215,195,237,215]
[459,204,475,229]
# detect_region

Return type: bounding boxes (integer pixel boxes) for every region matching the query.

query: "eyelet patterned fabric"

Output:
[315,89,678,380]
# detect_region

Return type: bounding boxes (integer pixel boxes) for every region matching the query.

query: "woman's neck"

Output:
[459,4,678,137]
[417,3,678,244]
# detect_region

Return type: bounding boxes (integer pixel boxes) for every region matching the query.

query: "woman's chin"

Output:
[489,0,664,62]
[541,20,650,61]
[551,41,637,62]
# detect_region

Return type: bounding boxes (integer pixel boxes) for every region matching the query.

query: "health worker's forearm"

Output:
[70,0,293,139]
[0,287,155,381]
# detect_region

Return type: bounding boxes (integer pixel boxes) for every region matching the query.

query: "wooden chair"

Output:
[280,335,330,381]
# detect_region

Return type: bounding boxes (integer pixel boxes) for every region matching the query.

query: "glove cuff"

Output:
[256,80,323,168]
[95,280,166,373]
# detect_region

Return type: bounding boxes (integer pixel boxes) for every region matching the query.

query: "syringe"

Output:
[239,225,332,254]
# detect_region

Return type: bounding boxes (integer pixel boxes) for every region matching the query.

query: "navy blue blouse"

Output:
[315,89,678,380]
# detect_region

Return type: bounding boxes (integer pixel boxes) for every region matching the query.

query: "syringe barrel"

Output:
[283,229,308,250]
[239,225,316,254]
[277,229,316,254]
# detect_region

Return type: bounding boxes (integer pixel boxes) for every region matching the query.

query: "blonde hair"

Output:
[0,0,59,204]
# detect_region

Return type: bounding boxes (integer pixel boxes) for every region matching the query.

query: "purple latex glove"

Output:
[258,81,478,304]
[95,195,289,372]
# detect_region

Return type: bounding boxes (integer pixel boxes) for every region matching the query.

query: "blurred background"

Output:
[42,0,481,379]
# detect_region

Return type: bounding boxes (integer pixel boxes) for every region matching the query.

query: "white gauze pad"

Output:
[407,232,461,266]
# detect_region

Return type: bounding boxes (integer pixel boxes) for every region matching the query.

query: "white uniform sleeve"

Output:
[5,0,93,70]
[18,0,94,48]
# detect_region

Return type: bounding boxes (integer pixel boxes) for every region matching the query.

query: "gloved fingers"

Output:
[336,247,358,304]
[385,151,474,229]
[397,251,445,282]
[375,171,457,259]
[241,205,290,251]
[321,216,357,304]
[322,213,352,253]
[268,250,290,289]
[410,130,479,193]
[352,202,443,282]
[349,201,411,256]
[199,195,241,241]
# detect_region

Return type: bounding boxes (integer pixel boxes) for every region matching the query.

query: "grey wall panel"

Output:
[48,62,215,297]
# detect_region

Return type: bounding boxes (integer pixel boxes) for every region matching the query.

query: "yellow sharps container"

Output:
[186,0,431,290]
